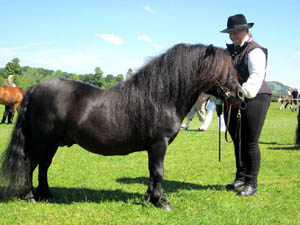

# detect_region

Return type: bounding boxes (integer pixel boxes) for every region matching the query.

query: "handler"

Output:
[1,75,16,124]
[220,14,272,196]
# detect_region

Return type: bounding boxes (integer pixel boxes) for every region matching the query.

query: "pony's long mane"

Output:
[108,43,233,138]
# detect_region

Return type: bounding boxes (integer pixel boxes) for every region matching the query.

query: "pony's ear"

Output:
[204,44,215,58]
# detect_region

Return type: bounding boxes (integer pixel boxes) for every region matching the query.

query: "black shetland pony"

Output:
[0,44,244,210]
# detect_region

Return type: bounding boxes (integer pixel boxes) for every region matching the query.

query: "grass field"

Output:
[0,103,299,225]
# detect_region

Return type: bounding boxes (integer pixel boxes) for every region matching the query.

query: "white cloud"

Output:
[137,35,152,43]
[298,50,300,56]
[96,34,124,45]
[145,5,156,14]
[137,35,160,50]
[151,43,160,49]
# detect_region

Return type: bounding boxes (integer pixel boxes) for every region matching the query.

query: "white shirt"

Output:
[7,82,16,87]
[239,35,267,99]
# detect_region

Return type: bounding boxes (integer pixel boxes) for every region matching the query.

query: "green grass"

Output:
[0,103,299,225]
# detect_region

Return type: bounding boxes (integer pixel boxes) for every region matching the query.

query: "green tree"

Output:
[103,74,116,88]
[3,58,23,77]
[89,67,105,87]
[78,67,105,88]
[65,73,80,80]
[13,75,28,90]
[0,77,6,86]
[0,68,5,77]
[21,67,48,87]
[79,73,91,83]
[116,74,124,82]
[105,74,115,83]
[38,69,64,83]
[125,68,134,80]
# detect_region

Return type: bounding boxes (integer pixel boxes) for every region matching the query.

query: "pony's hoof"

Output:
[34,189,55,203]
[21,191,36,203]
[143,193,171,210]
[146,196,171,211]
[35,195,55,203]
[155,197,171,211]
[27,198,37,203]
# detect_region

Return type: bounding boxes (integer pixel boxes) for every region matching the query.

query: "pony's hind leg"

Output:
[34,145,58,202]
[21,160,38,202]
[146,140,171,211]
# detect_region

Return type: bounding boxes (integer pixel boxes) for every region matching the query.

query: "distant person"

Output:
[220,14,272,197]
[291,88,299,112]
[198,96,226,132]
[181,94,208,130]
[286,88,291,96]
[1,75,16,124]
[284,88,292,109]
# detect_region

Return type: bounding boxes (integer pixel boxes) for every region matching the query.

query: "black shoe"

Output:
[237,185,257,197]
[226,180,245,190]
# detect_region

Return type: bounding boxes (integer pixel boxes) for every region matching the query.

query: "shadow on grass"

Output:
[267,146,300,150]
[259,141,298,146]
[116,176,224,193]
[179,129,204,132]
[259,141,280,145]
[0,187,10,203]
[0,186,143,204]
[260,141,300,150]
[0,177,224,204]
[51,187,143,204]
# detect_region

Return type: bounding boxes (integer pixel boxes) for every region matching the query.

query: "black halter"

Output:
[215,80,231,101]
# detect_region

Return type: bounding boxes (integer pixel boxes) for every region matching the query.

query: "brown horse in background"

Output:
[0,86,24,112]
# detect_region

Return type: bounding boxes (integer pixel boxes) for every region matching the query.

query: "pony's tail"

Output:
[0,85,35,197]
[296,108,300,146]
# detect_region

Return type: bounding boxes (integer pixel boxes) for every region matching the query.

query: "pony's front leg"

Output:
[145,140,171,211]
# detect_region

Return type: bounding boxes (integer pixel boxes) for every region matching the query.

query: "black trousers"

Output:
[1,105,15,124]
[224,94,271,186]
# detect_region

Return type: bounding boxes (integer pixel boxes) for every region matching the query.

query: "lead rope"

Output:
[224,104,243,168]
[236,109,242,168]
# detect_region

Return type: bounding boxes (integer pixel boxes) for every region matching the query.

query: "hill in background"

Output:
[267,81,291,94]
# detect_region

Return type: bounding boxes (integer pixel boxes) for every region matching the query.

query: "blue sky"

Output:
[1,0,300,88]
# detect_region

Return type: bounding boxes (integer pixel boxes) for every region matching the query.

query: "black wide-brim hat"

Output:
[220,14,254,33]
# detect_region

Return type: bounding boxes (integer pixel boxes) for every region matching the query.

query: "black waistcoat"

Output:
[226,41,272,95]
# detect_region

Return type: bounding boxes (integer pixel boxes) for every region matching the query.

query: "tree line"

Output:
[0,58,135,90]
